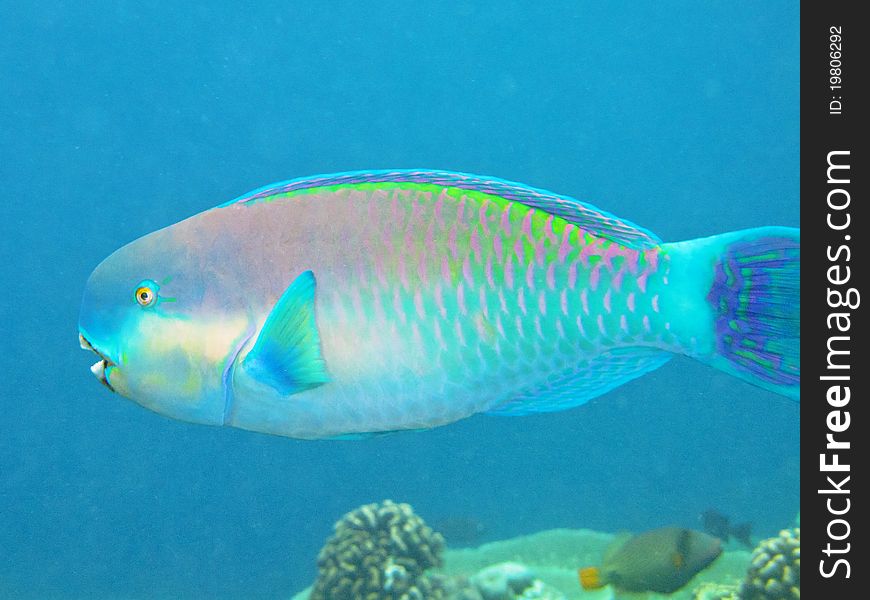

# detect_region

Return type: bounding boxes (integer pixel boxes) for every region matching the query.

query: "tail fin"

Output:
[578,566,605,590]
[672,227,800,400]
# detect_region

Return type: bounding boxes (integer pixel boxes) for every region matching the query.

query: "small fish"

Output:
[78,170,800,439]
[700,509,753,548]
[433,516,488,546]
[578,527,722,595]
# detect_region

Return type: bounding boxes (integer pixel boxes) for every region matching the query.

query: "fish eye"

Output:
[134,281,159,307]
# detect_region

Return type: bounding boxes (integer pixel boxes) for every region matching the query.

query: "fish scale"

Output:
[251,183,674,429]
[78,169,800,439]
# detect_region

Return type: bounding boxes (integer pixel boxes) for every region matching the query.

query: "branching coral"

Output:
[310,500,446,600]
[738,528,800,599]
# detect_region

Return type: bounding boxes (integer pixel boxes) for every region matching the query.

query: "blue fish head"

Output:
[78,220,243,426]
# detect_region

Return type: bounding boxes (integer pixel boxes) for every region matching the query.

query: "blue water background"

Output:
[0,2,798,598]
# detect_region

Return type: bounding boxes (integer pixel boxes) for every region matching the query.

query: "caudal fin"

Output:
[578,566,605,590]
[688,227,800,400]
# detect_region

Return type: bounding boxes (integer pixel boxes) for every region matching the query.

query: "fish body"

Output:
[578,527,723,594]
[78,170,800,439]
[700,509,753,548]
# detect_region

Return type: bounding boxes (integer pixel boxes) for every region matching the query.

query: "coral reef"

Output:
[738,528,800,599]
[310,500,446,600]
[293,527,756,600]
[470,562,536,600]
[693,582,740,600]
[515,580,566,600]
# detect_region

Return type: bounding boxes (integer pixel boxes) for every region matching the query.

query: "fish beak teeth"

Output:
[90,359,105,379]
[81,333,116,392]
[90,359,115,392]
[79,333,94,351]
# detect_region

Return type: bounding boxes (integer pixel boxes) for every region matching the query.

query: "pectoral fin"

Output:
[242,270,329,395]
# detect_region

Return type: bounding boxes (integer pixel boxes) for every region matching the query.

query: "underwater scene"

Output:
[0,2,798,599]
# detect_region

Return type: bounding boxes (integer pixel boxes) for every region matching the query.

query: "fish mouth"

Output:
[79,333,116,393]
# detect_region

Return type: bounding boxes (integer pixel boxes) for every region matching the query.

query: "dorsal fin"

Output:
[224,169,661,249]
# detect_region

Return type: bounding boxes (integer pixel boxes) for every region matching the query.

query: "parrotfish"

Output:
[578,527,723,594]
[78,170,800,439]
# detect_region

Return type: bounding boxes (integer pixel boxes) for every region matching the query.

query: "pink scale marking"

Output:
[598,247,614,271]
[455,318,466,346]
[414,289,425,319]
[597,314,606,336]
[534,315,543,339]
[463,255,474,287]
[479,199,490,236]
[374,253,387,287]
[625,251,639,275]
[652,294,660,313]
[493,232,503,261]
[410,197,422,225]
[627,292,636,312]
[620,314,628,333]
[435,282,446,318]
[544,215,557,244]
[513,237,525,264]
[589,264,601,291]
[434,192,445,228]
[397,252,409,291]
[390,189,401,224]
[577,243,591,267]
[448,222,459,260]
[441,255,451,284]
[646,248,659,271]
[580,288,589,315]
[392,287,406,324]
[517,287,527,315]
[643,315,651,332]
[457,282,467,315]
[603,289,612,313]
[501,203,512,236]
[558,224,574,264]
[637,271,648,293]
[470,227,482,262]
[525,261,535,290]
[479,286,489,319]
[535,239,545,266]
[611,268,624,292]
[521,210,533,239]
[576,315,586,336]
[433,319,446,350]
[546,262,556,290]
[425,220,436,254]
[417,247,428,286]
[505,254,514,289]
[485,254,495,288]
[568,260,578,290]
[560,289,568,316]
[537,290,546,316]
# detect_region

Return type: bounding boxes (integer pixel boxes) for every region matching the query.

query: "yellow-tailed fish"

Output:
[578,527,723,594]
[78,170,799,439]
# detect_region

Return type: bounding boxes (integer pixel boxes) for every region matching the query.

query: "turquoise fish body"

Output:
[78,170,800,439]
